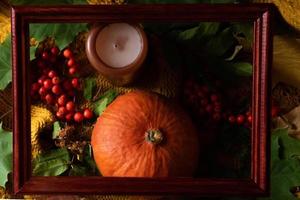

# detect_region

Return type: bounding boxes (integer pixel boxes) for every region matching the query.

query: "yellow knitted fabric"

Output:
[96,62,180,98]
[31,105,54,158]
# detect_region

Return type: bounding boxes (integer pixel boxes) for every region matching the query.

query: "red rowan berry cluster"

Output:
[184,79,223,122]
[30,47,93,123]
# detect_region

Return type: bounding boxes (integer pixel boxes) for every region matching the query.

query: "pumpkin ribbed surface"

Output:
[91,90,199,177]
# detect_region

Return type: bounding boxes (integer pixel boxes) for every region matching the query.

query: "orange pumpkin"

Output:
[91,90,200,177]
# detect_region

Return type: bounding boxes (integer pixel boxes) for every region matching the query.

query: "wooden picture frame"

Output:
[12,4,273,196]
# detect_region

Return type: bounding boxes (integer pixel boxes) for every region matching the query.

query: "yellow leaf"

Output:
[254,0,300,32]
[0,14,10,44]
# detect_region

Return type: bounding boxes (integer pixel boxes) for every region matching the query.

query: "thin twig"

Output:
[0,109,12,121]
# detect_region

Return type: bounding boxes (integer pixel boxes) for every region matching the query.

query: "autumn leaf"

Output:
[0,123,12,187]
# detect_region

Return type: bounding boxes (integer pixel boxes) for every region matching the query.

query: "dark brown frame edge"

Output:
[12,4,273,196]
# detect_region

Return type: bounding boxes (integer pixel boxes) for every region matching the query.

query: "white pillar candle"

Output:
[86,23,148,86]
[95,23,143,68]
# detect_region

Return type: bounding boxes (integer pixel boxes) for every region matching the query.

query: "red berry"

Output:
[58,106,67,115]
[228,115,236,123]
[71,78,79,88]
[184,87,192,95]
[52,76,60,85]
[51,47,59,55]
[201,99,208,106]
[271,106,280,118]
[202,86,209,94]
[31,83,40,91]
[56,111,64,119]
[43,79,53,90]
[66,101,75,112]
[68,67,77,75]
[38,79,43,85]
[246,111,251,116]
[197,89,204,98]
[38,87,47,96]
[205,104,213,113]
[210,94,219,102]
[42,51,49,60]
[247,115,252,124]
[74,112,84,123]
[67,58,75,67]
[57,95,67,106]
[83,108,93,119]
[214,104,222,112]
[42,68,51,76]
[67,90,75,97]
[185,79,194,88]
[188,94,197,103]
[49,55,57,63]
[30,89,36,97]
[63,80,73,91]
[63,49,73,58]
[45,94,55,104]
[65,113,73,122]
[236,114,245,124]
[48,70,57,78]
[198,108,205,116]
[38,75,47,85]
[212,113,221,121]
[52,85,62,95]
[37,60,46,68]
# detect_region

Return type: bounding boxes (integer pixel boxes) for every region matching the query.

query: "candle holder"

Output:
[86,23,148,86]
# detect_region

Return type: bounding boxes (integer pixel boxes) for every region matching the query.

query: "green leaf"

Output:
[32,148,70,176]
[269,163,300,200]
[0,123,12,187]
[93,90,118,116]
[232,23,253,50]
[52,121,61,139]
[83,78,96,100]
[0,36,12,90]
[177,26,200,41]
[205,27,235,56]
[83,144,100,175]
[257,159,300,200]
[272,128,300,160]
[69,164,89,176]
[29,23,88,59]
[225,62,252,76]
[257,129,300,200]
[176,22,220,43]
[271,129,281,162]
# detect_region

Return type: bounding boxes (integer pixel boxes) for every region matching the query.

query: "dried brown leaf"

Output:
[274,106,300,140]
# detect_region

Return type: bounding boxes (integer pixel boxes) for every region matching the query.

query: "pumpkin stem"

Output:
[145,129,163,145]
